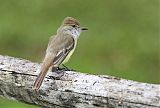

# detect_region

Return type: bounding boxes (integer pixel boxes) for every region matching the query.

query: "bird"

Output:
[33,17,87,91]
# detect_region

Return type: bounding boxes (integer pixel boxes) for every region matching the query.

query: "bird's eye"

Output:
[72,25,76,27]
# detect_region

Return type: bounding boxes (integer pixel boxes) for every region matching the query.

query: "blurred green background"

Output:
[0,0,159,107]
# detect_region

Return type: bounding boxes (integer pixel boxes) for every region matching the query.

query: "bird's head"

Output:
[57,17,87,38]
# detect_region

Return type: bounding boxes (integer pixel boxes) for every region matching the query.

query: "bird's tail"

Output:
[33,56,53,92]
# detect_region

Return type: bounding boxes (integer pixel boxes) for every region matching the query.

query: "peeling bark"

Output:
[0,55,159,108]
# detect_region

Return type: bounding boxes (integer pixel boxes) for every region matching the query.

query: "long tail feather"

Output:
[33,56,53,92]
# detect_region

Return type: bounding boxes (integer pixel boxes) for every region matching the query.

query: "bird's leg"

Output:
[62,64,75,71]
[51,65,75,72]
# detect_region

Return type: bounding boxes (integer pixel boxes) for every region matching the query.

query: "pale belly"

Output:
[62,39,77,64]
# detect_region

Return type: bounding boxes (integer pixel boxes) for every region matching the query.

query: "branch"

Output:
[0,55,159,108]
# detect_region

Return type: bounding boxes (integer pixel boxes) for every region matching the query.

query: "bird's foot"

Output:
[52,67,64,72]
[51,67,65,79]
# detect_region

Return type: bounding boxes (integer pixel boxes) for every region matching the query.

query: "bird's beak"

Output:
[81,27,88,31]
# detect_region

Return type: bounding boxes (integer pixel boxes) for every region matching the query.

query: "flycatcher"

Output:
[33,17,87,91]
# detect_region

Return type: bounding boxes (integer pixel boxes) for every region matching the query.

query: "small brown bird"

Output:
[33,17,87,91]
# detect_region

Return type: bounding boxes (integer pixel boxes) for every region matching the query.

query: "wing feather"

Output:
[47,34,74,66]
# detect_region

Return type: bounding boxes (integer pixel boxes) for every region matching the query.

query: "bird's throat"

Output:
[70,29,81,39]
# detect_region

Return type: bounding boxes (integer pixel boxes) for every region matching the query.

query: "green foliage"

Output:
[0,0,159,107]
[0,98,38,108]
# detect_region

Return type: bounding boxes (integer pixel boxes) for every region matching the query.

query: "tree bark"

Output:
[0,55,159,108]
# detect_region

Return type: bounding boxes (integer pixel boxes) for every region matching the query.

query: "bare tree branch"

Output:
[0,55,159,108]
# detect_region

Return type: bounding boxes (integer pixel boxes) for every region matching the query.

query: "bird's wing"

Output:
[47,34,75,66]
